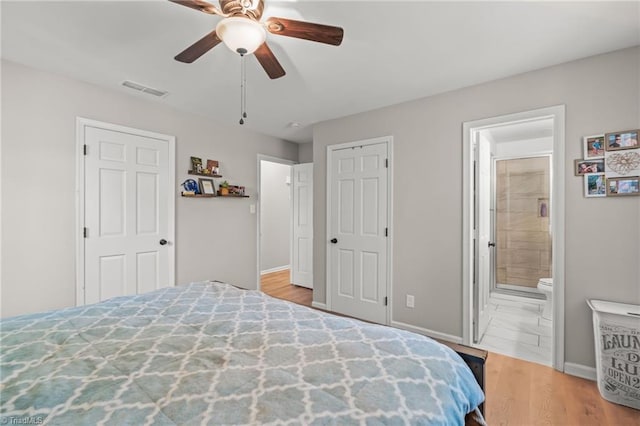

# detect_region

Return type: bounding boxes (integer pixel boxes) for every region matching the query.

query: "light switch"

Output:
[249,204,256,214]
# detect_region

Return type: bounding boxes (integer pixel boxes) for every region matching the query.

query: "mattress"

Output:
[1,282,484,425]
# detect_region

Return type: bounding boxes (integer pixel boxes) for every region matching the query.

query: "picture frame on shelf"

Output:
[206,159,219,175]
[584,174,606,198]
[574,158,605,176]
[604,130,639,151]
[583,135,605,159]
[606,176,640,196]
[198,178,216,196]
[190,156,203,173]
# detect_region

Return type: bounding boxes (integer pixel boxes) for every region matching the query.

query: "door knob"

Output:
[330,238,338,244]
[488,242,496,248]
[160,239,168,246]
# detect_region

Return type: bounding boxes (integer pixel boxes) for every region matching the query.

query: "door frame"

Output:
[462,105,566,371]
[325,136,394,325]
[75,117,176,306]
[255,154,295,291]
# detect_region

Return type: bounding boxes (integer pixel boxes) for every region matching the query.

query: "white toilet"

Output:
[537,278,553,320]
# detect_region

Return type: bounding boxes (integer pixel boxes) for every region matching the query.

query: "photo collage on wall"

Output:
[577,130,640,198]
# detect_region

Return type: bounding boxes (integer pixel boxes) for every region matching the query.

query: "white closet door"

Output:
[84,125,173,304]
[328,141,388,324]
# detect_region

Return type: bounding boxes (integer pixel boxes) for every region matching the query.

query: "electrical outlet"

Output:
[406,295,415,308]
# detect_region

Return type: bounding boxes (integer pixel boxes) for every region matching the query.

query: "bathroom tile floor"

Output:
[478,293,552,366]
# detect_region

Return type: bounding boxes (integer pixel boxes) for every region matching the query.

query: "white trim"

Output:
[325,136,393,324]
[311,301,328,310]
[564,363,597,381]
[391,321,463,344]
[551,106,566,372]
[75,117,176,307]
[256,155,295,291]
[260,265,290,275]
[462,105,566,372]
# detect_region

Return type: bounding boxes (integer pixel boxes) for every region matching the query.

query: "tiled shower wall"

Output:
[496,157,552,288]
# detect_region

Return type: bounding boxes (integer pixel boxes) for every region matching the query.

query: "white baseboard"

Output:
[311,301,327,310]
[260,265,290,275]
[564,362,597,381]
[390,320,463,344]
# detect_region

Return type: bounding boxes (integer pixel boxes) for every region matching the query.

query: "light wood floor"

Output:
[260,269,312,306]
[260,270,639,425]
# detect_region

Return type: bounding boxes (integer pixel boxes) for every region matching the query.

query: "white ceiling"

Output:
[2,1,639,143]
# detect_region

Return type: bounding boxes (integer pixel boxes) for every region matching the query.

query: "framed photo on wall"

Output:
[584,174,606,198]
[198,178,216,195]
[574,159,605,176]
[604,130,639,151]
[606,176,640,196]
[583,135,605,159]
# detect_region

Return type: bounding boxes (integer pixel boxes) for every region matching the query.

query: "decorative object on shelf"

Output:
[219,180,230,196]
[182,179,199,194]
[583,135,605,159]
[575,159,605,176]
[199,178,216,196]
[584,174,606,198]
[604,130,639,151]
[206,159,220,175]
[606,176,640,196]
[190,156,203,173]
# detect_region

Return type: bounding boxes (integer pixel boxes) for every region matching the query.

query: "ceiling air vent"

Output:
[122,80,168,98]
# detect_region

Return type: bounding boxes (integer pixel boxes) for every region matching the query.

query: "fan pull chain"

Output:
[239,53,248,125]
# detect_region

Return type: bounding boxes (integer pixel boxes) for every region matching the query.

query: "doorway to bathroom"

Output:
[493,154,552,299]
[462,106,566,371]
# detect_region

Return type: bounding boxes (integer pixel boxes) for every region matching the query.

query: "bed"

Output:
[1,281,485,425]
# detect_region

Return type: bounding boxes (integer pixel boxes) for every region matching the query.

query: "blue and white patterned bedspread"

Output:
[1,282,484,425]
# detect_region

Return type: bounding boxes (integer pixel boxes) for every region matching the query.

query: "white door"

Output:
[474,133,492,343]
[291,163,313,288]
[82,123,175,304]
[328,140,389,324]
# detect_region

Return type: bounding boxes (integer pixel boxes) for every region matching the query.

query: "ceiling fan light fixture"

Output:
[216,17,266,55]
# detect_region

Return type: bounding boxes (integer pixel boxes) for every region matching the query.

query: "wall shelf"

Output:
[217,194,250,198]
[183,161,247,198]
[188,170,222,178]
[181,193,215,198]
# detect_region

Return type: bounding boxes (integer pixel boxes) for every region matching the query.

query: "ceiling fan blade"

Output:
[254,43,286,79]
[168,0,223,15]
[175,30,222,63]
[265,17,343,46]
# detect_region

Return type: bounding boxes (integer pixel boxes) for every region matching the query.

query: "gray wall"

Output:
[1,60,298,318]
[260,161,291,272]
[298,143,313,163]
[313,47,640,368]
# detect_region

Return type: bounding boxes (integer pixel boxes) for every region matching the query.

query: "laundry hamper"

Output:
[587,299,640,410]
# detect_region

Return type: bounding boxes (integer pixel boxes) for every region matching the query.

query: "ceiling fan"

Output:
[169,0,344,79]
